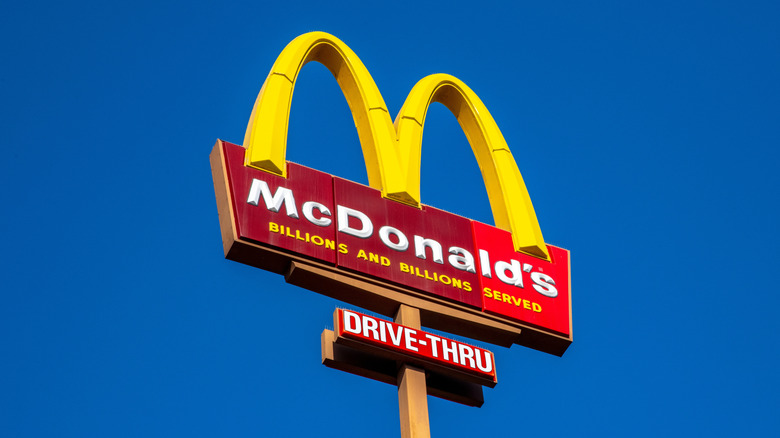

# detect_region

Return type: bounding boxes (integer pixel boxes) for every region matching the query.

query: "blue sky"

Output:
[2,1,779,436]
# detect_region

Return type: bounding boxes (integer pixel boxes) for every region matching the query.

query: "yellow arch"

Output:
[394,74,548,260]
[243,32,549,260]
[243,32,418,204]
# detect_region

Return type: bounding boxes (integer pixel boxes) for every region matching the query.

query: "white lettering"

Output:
[458,344,476,368]
[342,310,361,334]
[337,205,373,238]
[404,327,419,352]
[442,339,458,363]
[475,348,493,373]
[362,315,379,340]
[246,179,299,219]
[478,249,492,278]
[448,246,476,273]
[531,272,558,297]
[495,259,524,287]
[302,201,332,227]
[379,226,409,251]
[378,320,388,343]
[388,324,404,346]
[414,236,443,264]
[425,334,441,357]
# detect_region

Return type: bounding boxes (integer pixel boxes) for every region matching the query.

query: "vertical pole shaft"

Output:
[395,305,431,438]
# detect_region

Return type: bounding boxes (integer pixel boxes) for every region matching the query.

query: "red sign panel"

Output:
[219,141,572,339]
[336,309,496,382]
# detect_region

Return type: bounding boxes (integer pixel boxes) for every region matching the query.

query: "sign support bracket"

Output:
[395,305,431,438]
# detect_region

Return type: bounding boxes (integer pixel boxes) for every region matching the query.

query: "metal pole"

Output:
[395,305,431,438]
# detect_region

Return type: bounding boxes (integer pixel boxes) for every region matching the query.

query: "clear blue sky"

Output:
[2,1,779,436]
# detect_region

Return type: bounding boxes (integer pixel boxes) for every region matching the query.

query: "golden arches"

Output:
[243,32,400,200]
[243,32,549,260]
[395,75,548,259]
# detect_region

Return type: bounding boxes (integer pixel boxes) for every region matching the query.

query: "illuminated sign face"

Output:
[212,31,572,354]
[220,140,571,337]
[335,309,497,384]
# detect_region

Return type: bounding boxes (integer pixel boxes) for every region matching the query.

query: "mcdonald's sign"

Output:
[211,32,572,355]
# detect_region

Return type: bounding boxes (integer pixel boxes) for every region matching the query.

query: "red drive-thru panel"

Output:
[336,309,496,383]
[333,177,482,308]
[222,141,338,264]
[472,221,572,336]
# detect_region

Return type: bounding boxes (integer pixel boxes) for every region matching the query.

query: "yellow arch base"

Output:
[243,32,549,260]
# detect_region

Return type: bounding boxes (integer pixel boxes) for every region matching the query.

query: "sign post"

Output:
[211,31,572,438]
[395,305,430,438]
